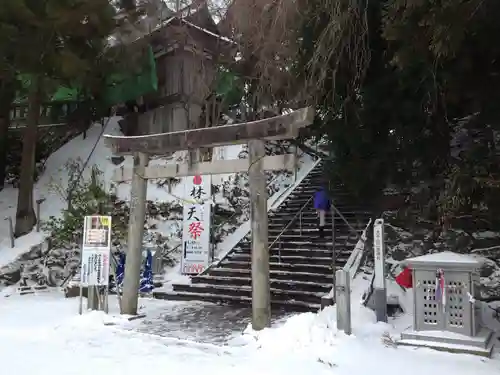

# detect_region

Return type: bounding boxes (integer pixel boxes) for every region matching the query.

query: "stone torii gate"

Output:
[104,107,313,330]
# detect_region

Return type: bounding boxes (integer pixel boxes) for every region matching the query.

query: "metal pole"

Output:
[88,286,99,310]
[331,206,336,301]
[78,283,84,315]
[299,210,302,236]
[293,144,298,182]
[248,139,270,330]
[121,152,149,315]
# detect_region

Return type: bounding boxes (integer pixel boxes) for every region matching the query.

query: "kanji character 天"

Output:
[187,206,199,221]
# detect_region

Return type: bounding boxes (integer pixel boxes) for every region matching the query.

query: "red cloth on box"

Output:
[395,267,413,288]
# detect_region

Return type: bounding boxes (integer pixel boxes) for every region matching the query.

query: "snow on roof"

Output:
[181,19,235,44]
[405,251,484,269]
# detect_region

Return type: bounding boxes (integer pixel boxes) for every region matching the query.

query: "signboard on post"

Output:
[373,218,387,322]
[81,215,112,287]
[181,175,212,275]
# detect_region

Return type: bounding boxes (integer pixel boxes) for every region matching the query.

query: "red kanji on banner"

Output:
[188,221,204,239]
[193,175,202,185]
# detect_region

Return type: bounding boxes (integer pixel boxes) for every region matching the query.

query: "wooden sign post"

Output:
[103,107,314,330]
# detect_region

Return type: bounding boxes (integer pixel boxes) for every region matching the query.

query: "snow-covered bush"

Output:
[42,159,128,249]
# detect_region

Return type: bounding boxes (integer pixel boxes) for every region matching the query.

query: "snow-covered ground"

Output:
[0,277,499,375]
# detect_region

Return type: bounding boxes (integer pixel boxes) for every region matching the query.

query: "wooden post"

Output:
[5,217,14,248]
[248,139,270,330]
[121,152,149,315]
[35,198,45,232]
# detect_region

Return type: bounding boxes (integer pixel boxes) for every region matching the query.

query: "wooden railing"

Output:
[9,101,80,129]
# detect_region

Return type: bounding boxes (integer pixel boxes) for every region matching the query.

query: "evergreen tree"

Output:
[0,0,117,236]
[0,15,19,191]
[297,0,500,226]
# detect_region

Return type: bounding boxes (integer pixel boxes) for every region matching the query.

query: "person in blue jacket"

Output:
[313,186,330,238]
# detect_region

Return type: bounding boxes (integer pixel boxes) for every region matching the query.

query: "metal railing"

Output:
[199,160,321,275]
[269,195,314,263]
[323,216,373,305]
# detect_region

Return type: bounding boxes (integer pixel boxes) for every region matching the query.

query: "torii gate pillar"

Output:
[248,139,270,329]
[104,107,314,330]
[122,152,148,315]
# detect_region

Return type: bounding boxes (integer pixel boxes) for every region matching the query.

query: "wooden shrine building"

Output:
[121,2,234,139]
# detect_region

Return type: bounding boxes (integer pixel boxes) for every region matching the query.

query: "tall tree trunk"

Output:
[14,77,42,237]
[0,79,15,190]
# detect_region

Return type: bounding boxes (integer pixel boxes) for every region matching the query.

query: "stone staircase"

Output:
[154,163,372,311]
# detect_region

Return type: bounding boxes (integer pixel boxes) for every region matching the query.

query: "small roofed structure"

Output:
[398,251,495,357]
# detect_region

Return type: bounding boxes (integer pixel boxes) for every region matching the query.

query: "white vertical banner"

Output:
[373,218,386,290]
[181,174,212,275]
[80,215,112,286]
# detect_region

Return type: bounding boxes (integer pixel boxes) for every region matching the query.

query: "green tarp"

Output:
[14,45,158,107]
[103,45,158,106]
[51,85,79,102]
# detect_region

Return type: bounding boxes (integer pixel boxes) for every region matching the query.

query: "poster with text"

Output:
[80,215,112,286]
[181,175,212,275]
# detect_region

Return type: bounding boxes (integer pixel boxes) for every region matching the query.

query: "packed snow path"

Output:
[130,302,291,344]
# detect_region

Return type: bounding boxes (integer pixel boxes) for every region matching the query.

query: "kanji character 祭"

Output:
[188,221,204,239]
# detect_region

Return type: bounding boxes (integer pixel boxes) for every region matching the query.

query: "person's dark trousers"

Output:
[318,226,325,238]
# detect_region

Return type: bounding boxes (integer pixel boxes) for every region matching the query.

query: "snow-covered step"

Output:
[270,209,371,217]
[191,275,331,293]
[233,246,350,258]
[267,233,351,240]
[267,227,350,233]
[172,283,324,305]
[229,251,349,269]
[221,260,333,274]
[209,268,334,284]
[262,241,358,250]
[234,246,351,257]
[228,253,346,266]
[153,290,320,312]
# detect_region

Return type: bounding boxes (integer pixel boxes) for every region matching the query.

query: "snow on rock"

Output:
[0,232,45,269]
